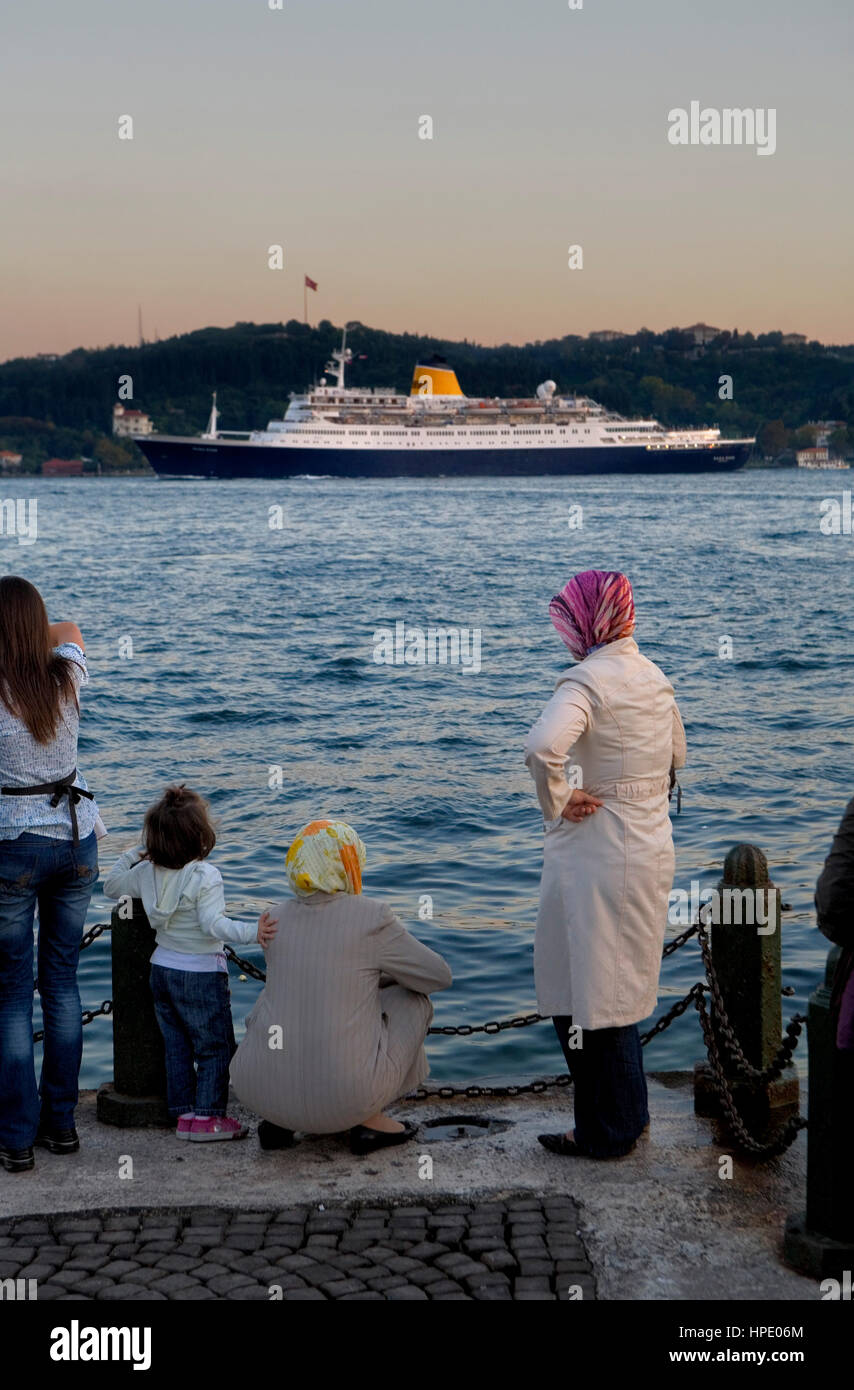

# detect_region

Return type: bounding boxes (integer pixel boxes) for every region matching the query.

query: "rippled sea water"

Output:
[11,470,854,1087]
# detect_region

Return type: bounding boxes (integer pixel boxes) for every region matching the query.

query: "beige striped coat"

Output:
[229,892,452,1132]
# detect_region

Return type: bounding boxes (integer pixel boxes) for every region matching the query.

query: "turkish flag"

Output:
[304,276,318,291]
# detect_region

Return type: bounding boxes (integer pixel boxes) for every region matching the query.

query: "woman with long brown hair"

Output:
[0,576,101,1174]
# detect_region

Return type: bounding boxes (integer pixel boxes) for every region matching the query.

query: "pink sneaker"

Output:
[188,1116,248,1143]
[176,1113,195,1140]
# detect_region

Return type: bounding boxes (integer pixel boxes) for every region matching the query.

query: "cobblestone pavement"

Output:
[0,1196,595,1301]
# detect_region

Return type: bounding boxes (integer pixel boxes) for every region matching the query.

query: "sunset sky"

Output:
[1,0,851,360]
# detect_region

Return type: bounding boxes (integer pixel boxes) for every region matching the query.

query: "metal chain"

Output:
[79,922,110,952]
[693,988,807,1158]
[639,982,706,1045]
[33,1000,112,1044]
[411,981,704,1099]
[695,907,806,1085]
[223,946,268,983]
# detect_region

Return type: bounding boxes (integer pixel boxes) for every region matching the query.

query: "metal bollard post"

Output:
[784,945,854,1278]
[96,899,171,1126]
[693,844,799,1133]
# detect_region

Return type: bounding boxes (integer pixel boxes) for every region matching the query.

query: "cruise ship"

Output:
[134,331,754,479]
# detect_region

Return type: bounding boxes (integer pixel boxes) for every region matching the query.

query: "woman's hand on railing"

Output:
[257,910,278,949]
[560,789,604,823]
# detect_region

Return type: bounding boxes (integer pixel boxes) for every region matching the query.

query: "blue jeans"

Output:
[149,965,236,1118]
[553,1015,649,1157]
[0,831,98,1149]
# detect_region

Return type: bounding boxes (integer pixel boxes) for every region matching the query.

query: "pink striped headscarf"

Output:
[549,570,635,662]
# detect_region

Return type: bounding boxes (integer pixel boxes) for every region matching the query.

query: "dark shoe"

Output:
[537,1132,635,1160]
[35,1127,79,1155]
[0,1145,35,1173]
[349,1120,418,1156]
[258,1120,298,1151]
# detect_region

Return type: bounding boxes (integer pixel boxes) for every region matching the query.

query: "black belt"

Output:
[0,769,95,846]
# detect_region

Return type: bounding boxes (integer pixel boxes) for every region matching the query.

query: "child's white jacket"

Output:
[102,844,257,953]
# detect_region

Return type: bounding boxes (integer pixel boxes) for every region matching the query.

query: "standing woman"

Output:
[0,577,101,1173]
[525,570,686,1159]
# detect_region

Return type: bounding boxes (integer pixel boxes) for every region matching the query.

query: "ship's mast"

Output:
[323,325,353,390]
[203,391,219,439]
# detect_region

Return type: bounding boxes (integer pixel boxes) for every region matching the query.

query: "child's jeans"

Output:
[149,965,236,1117]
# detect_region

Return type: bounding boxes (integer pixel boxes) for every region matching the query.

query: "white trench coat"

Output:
[525,636,686,1031]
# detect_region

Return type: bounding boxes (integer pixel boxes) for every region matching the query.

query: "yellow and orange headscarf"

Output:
[285,819,366,897]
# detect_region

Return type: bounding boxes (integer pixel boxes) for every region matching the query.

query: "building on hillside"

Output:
[588,330,625,342]
[782,333,807,346]
[0,450,23,474]
[682,323,722,345]
[42,458,84,476]
[113,404,154,437]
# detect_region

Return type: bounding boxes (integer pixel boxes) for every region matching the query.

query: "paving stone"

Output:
[118,1268,165,1287]
[515,1290,556,1300]
[222,1234,265,1252]
[17,1263,57,1281]
[472,1284,513,1300]
[300,1263,344,1287]
[277,1254,318,1273]
[226,1284,271,1301]
[13,1220,50,1235]
[361,1245,400,1265]
[306,1217,348,1233]
[207,1273,256,1294]
[464,1236,506,1255]
[366,1274,408,1292]
[282,1288,327,1300]
[71,1276,115,1296]
[403,1266,445,1288]
[193,1262,231,1282]
[384,1256,423,1275]
[434,1253,485,1278]
[1,1248,35,1266]
[169,1286,218,1300]
[305,1234,339,1250]
[384,1285,429,1300]
[339,1292,384,1301]
[64,1255,111,1273]
[48,1269,84,1288]
[149,1273,199,1294]
[426,1279,465,1296]
[516,1276,553,1292]
[96,1285,154,1301]
[155,1253,198,1273]
[98,1260,142,1279]
[481,1248,518,1273]
[517,1259,555,1277]
[320,1278,368,1297]
[34,1283,69,1300]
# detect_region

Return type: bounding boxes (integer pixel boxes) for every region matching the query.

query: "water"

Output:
[11,470,853,1086]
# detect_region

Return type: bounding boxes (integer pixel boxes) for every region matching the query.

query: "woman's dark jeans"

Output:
[0,831,98,1150]
[553,1015,649,1157]
[150,965,236,1118]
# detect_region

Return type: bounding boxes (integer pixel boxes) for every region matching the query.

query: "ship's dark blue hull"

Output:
[136,437,753,479]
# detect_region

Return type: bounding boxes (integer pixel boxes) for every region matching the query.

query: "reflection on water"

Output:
[19,471,852,1084]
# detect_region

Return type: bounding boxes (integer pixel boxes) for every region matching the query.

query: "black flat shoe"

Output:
[0,1145,35,1173]
[537,1132,636,1159]
[349,1121,418,1156]
[35,1127,79,1154]
[258,1120,298,1151]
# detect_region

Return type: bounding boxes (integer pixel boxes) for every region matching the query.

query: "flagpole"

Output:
[304,279,307,326]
